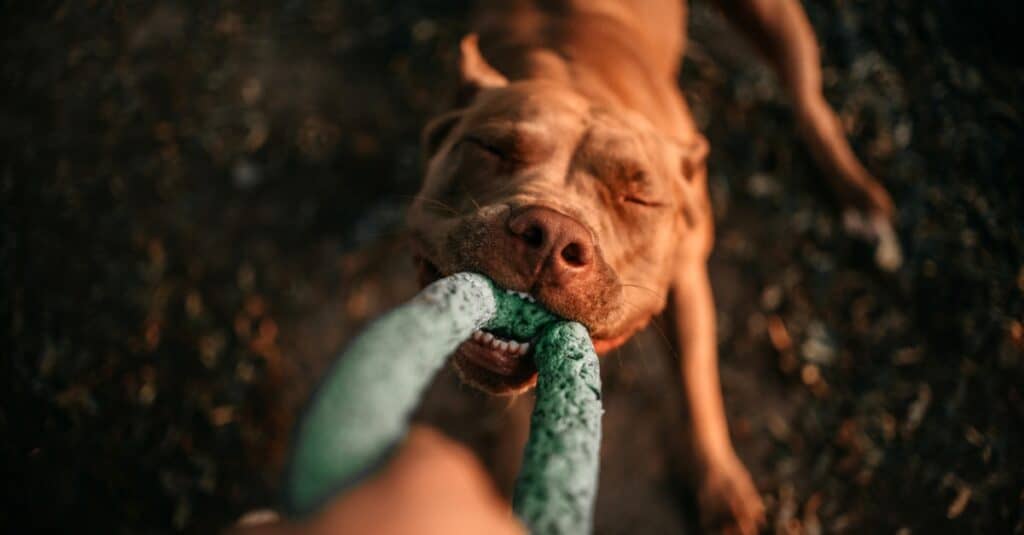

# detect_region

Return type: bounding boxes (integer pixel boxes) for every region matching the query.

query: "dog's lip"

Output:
[415,254,536,389]
[453,334,538,392]
[460,330,533,365]
[413,253,632,354]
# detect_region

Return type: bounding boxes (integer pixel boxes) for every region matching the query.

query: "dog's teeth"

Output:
[519,342,530,354]
[489,339,502,349]
[508,341,520,352]
[472,330,483,341]
[482,333,494,343]
[497,341,509,351]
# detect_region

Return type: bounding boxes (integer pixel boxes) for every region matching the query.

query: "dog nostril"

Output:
[521,225,544,248]
[560,242,587,267]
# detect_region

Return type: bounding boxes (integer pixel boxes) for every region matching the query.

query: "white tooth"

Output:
[490,339,502,349]
[482,333,494,343]
[508,341,520,352]
[471,330,481,341]
[497,341,509,351]
[519,342,530,354]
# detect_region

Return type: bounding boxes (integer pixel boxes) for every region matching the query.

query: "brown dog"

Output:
[408,1,894,533]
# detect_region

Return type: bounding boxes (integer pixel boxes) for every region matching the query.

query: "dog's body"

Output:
[408,1,894,532]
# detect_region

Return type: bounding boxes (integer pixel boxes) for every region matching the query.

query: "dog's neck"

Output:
[475,0,698,141]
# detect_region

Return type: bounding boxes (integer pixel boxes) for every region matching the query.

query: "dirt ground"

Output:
[2,1,1022,533]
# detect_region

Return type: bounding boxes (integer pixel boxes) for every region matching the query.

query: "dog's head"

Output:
[408,35,708,394]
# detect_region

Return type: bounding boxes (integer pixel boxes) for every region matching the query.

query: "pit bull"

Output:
[407,1,895,532]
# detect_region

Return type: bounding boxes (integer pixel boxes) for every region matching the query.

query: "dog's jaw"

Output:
[413,250,657,393]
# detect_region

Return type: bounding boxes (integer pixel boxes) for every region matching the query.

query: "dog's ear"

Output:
[421,110,463,158]
[677,136,709,228]
[458,33,508,104]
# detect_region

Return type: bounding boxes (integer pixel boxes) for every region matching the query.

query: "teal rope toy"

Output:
[283,273,603,534]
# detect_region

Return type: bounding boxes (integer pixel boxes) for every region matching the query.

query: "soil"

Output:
[3,1,1022,533]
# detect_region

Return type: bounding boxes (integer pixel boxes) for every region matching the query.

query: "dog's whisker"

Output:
[402,195,461,216]
[619,282,661,297]
[614,296,679,371]
[645,315,679,362]
[618,297,650,313]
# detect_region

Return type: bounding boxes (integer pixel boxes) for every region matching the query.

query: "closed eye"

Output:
[464,137,504,157]
[462,136,521,164]
[622,195,666,207]
[459,136,527,176]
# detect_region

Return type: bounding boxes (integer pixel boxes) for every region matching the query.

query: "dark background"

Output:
[2,0,1022,533]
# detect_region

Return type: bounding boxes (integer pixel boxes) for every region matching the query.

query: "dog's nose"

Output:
[507,206,594,284]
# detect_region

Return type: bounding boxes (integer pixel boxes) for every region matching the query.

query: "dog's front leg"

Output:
[715,0,894,220]
[667,261,765,534]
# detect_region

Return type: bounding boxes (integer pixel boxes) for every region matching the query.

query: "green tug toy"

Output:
[283,272,603,535]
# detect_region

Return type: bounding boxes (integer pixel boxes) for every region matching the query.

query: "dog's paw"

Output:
[833,170,894,221]
[842,210,903,272]
[697,456,765,535]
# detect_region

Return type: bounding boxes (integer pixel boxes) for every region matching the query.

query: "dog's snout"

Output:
[507,206,594,282]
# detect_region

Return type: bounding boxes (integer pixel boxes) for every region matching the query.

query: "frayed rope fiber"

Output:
[284,273,602,534]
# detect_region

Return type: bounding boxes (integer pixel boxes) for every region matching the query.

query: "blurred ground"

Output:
[2,1,1022,533]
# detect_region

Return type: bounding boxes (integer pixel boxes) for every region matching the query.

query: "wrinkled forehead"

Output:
[461,81,672,162]
[464,81,591,127]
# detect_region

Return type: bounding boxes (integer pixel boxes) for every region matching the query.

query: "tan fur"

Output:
[408,1,894,532]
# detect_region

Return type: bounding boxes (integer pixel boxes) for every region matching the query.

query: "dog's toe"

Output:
[697,457,766,535]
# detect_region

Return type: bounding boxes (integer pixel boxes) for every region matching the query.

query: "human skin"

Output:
[229,426,525,535]
[407,1,896,533]
[280,273,601,533]
[282,273,501,515]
